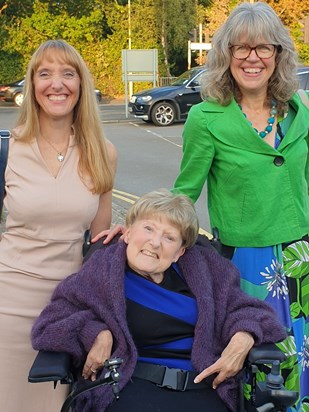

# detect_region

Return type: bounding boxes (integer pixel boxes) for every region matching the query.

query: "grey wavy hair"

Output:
[125,189,199,249]
[201,2,299,114]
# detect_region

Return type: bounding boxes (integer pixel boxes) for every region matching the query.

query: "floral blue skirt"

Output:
[232,239,309,412]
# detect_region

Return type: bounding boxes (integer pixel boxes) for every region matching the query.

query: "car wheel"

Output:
[14,92,24,107]
[142,119,152,123]
[151,102,176,126]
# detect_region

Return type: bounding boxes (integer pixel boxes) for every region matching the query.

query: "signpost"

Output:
[188,42,212,69]
[122,49,158,118]
[187,23,212,69]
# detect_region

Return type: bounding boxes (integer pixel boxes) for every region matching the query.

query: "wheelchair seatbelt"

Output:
[0,129,10,221]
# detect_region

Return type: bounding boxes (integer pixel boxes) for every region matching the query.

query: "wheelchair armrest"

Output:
[247,343,286,365]
[28,350,73,384]
[243,343,298,411]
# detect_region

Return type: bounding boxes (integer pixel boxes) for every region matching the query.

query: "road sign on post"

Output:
[187,41,212,69]
[187,23,212,69]
[122,49,158,118]
[189,42,212,51]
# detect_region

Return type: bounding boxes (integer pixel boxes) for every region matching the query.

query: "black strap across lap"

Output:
[132,362,214,391]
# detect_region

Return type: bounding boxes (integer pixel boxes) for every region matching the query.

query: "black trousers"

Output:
[105,377,230,412]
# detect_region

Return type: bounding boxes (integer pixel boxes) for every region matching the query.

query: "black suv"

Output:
[128,66,309,127]
[298,66,309,91]
[128,67,206,126]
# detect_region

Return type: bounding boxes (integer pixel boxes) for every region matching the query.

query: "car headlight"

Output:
[136,95,152,103]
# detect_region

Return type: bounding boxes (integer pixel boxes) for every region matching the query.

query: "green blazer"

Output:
[173,94,309,247]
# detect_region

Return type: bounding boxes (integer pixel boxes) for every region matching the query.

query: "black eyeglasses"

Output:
[229,44,281,60]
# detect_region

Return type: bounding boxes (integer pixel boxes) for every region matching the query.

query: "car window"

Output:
[171,69,204,86]
[297,70,309,91]
[187,71,205,87]
[171,70,193,86]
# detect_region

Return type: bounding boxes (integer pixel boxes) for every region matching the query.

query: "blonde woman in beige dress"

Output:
[0,40,117,412]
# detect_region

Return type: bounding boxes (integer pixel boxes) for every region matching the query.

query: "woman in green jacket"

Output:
[173,3,309,411]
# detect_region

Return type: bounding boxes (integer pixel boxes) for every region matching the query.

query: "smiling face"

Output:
[124,215,186,283]
[229,37,276,96]
[33,49,81,120]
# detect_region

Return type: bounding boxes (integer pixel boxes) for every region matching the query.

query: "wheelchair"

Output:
[29,353,123,412]
[28,232,298,411]
[28,343,298,412]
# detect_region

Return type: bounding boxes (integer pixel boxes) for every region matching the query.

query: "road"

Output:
[0,103,210,232]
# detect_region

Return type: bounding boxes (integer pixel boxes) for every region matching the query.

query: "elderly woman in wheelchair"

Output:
[31,189,291,412]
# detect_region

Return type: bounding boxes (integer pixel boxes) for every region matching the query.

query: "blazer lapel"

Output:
[200,99,276,155]
[278,94,308,151]
[200,94,307,153]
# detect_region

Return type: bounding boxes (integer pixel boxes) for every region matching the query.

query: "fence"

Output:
[159,76,177,86]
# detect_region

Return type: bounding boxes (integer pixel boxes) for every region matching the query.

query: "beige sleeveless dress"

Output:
[0,136,100,411]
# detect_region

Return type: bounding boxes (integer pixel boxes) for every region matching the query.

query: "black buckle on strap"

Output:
[0,130,11,139]
[157,367,189,391]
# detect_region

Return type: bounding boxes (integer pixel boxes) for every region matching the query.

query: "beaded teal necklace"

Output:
[238,101,277,138]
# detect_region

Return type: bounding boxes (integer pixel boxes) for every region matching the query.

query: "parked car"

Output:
[129,67,206,126]
[0,78,103,106]
[0,78,24,106]
[297,66,309,91]
[128,66,309,127]
[94,89,102,103]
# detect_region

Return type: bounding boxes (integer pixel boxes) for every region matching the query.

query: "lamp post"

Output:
[128,0,131,50]
[128,0,133,97]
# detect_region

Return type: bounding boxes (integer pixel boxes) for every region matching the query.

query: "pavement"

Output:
[99,97,134,124]
[111,202,126,226]
[105,97,126,105]
[99,97,133,224]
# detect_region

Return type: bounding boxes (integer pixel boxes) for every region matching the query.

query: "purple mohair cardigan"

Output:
[32,241,286,412]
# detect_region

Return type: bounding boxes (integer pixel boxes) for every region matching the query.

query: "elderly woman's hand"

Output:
[194,331,254,389]
[82,330,113,381]
[91,224,126,244]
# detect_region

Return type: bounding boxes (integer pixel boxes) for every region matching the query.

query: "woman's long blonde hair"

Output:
[16,39,113,194]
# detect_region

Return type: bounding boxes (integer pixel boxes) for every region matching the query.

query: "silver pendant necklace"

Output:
[40,135,67,162]
[56,153,64,162]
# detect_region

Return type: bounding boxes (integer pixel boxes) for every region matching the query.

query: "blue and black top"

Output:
[125,264,198,371]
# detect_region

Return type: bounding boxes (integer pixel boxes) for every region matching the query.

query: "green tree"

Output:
[42,0,97,17]
[153,0,196,75]
[83,2,129,97]
[0,2,32,82]
[0,0,307,97]
[267,0,309,65]
[0,0,34,18]
[0,1,109,88]
[3,1,104,64]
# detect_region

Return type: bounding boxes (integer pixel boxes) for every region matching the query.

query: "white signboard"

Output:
[190,42,212,51]
[122,49,158,117]
[122,49,158,77]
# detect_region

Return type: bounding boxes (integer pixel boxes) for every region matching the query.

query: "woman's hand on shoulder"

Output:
[82,330,113,381]
[91,224,126,244]
[194,331,254,389]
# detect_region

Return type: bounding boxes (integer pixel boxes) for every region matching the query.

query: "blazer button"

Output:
[273,156,284,166]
